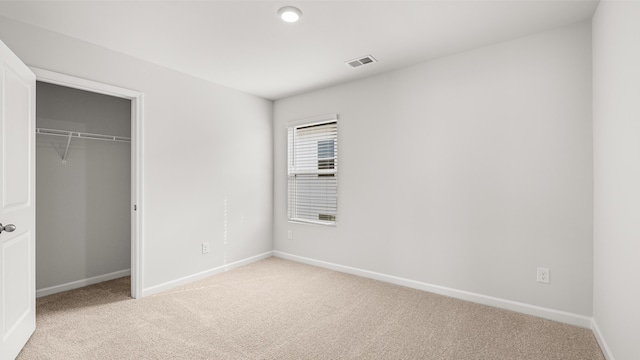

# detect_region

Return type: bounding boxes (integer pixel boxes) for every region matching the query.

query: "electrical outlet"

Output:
[537,267,550,284]
[202,242,210,254]
[287,230,292,240]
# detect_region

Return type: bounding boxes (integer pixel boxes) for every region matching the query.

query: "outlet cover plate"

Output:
[202,242,210,254]
[537,267,550,284]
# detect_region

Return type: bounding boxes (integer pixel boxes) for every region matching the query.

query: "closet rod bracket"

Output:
[62,133,72,165]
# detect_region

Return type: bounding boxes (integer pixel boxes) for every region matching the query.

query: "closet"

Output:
[35,81,132,297]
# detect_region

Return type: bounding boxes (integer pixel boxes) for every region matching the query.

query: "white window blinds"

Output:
[288,118,338,225]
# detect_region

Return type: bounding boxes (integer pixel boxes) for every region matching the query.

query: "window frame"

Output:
[287,114,338,226]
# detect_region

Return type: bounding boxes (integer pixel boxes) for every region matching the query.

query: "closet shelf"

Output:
[36,128,131,142]
[36,127,131,164]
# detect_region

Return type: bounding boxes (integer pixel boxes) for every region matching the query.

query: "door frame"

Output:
[30,67,145,299]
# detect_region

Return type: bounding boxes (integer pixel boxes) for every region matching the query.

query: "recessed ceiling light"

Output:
[278,6,302,23]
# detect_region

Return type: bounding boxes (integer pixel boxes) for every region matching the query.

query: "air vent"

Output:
[345,55,377,68]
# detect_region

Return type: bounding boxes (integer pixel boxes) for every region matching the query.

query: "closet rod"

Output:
[36,127,130,164]
[36,128,131,143]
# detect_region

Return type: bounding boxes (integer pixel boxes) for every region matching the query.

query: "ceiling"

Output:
[0,1,598,100]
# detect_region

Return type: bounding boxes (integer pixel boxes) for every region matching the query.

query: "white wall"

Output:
[592,1,640,359]
[36,82,131,291]
[274,22,593,316]
[0,16,273,291]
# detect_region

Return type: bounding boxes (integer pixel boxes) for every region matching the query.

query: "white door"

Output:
[0,40,36,359]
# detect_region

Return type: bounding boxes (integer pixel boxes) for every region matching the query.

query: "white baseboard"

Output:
[36,269,131,298]
[142,251,273,297]
[273,251,592,328]
[591,318,615,360]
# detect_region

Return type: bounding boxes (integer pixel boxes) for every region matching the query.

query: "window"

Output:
[288,117,338,225]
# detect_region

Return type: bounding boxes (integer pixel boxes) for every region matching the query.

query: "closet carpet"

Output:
[18,257,604,360]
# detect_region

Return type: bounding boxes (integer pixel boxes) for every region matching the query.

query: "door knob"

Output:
[0,223,16,234]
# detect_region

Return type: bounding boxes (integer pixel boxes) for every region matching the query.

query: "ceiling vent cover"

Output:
[346,55,377,68]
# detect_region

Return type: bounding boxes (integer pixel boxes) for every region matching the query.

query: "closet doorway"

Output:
[32,68,143,299]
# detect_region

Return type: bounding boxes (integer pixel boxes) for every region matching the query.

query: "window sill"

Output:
[288,218,337,227]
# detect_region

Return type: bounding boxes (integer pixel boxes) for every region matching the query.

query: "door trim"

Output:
[29,67,145,299]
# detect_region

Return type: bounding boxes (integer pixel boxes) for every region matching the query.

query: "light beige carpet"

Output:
[18,257,604,360]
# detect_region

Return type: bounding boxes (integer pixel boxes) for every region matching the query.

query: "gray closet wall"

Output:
[36,82,131,292]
